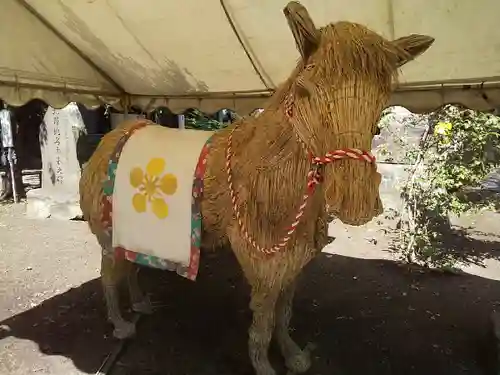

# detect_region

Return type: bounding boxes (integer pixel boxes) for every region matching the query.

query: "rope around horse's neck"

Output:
[225,74,375,256]
[225,131,374,256]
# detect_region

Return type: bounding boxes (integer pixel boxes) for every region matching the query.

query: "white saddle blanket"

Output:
[112,125,213,269]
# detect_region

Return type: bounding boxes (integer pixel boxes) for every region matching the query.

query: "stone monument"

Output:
[26,103,86,220]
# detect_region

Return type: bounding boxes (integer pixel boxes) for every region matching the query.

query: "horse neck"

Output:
[228,108,323,233]
[227,108,309,195]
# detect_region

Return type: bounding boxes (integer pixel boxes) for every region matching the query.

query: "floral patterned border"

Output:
[100,122,212,281]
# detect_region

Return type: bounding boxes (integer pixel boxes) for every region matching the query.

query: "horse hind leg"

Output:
[100,250,137,339]
[127,263,153,315]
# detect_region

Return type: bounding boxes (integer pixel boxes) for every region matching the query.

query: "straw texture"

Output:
[79,2,434,374]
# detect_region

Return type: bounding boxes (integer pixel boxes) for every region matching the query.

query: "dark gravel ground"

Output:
[1,202,500,375]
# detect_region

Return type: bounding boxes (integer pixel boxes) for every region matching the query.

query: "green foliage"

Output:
[377,105,500,269]
[184,108,228,131]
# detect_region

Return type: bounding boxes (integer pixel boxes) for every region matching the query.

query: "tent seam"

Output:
[16,0,126,95]
[219,0,275,91]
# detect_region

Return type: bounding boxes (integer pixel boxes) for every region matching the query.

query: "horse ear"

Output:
[283,1,321,61]
[392,34,435,66]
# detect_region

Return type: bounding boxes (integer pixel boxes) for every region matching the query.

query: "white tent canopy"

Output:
[1,0,500,114]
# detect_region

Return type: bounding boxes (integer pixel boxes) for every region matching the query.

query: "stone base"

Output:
[26,187,82,220]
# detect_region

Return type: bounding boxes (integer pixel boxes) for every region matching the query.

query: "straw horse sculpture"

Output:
[79,2,434,374]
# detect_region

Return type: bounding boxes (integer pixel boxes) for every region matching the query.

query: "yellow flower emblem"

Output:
[129,158,178,219]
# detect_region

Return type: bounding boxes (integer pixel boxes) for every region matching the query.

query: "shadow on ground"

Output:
[0,278,115,373]
[380,215,500,268]
[1,250,499,375]
[445,229,500,267]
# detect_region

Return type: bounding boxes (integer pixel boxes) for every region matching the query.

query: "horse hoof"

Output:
[285,343,316,374]
[132,298,153,315]
[113,321,136,340]
[285,350,311,374]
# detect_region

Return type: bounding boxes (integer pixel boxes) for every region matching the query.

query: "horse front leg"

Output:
[275,280,312,373]
[248,284,280,375]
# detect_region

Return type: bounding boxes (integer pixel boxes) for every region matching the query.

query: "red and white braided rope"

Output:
[225,129,375,256]
[226,61,375,255]
[311,149,375,164]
